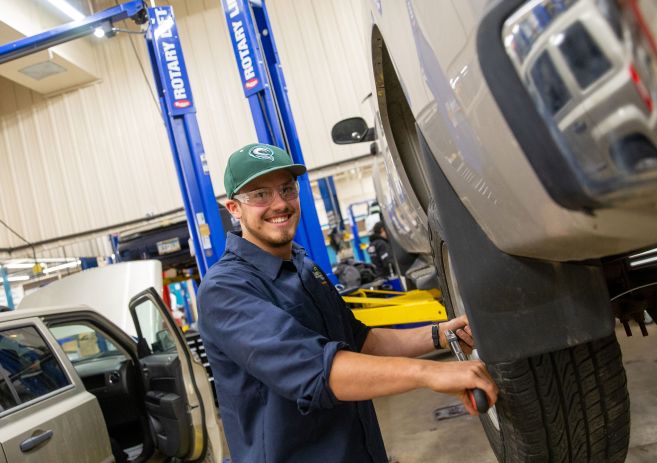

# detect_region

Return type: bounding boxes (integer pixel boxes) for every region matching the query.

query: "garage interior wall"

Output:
[0,0,373,256]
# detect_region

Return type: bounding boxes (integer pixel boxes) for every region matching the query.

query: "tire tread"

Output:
[480,335,630,462]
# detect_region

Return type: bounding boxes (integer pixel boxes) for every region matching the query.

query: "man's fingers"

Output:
[460,342,473,355]
[454,314,468,327]
[460,391,478,415]
[472,365,499,406]
[439,315,473,349]
[456,328,474,348]
[473,361,496,386]
[432,361,498,413]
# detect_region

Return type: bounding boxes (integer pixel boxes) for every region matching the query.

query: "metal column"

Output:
[348,203,367,262]
[145,6,226,276]
[221,0,334,280]
[0,2,226,277]
[1,266,14,310]
[317,176,344,232]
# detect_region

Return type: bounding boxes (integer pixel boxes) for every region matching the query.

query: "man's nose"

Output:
[270,189,289,209]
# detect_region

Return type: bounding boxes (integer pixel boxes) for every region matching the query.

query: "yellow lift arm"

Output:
[344,288,448,327]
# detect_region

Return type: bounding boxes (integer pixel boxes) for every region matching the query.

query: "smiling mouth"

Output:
[266,214,292,224]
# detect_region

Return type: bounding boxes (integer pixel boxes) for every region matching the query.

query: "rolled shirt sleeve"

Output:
[340,297,371,352]
[199,277,348,415]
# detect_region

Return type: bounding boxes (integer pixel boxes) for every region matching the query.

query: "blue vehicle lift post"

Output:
[1,266,14,309]
[221,0,335,280]
[0,1,226,277]
[317,176,344,232]
[347,202,368,262]
[144,5,226,276]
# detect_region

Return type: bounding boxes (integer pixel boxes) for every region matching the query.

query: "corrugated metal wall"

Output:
[0,0,372,254]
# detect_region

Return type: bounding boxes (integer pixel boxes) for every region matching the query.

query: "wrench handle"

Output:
[469,388,489,414]
[445,329,489,414]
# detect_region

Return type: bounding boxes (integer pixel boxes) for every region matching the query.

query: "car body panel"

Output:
[18,260,163,337]
[2,300,224,461]
[371,125,430,255]
[0,317,113,463]
[365,0,657,261]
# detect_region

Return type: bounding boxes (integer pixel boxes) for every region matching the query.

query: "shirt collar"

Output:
[291,242,306,271]
[225,232,306,280]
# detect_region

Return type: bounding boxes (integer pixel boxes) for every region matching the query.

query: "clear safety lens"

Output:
[236,181,299,206]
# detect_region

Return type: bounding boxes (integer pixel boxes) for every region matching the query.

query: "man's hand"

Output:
[438,315,474,354]
[422,359,498,415]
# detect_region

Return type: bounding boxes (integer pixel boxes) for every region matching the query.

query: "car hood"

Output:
[18,260,163,337]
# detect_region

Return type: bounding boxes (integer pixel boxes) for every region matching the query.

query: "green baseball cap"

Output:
[224,143,307,198]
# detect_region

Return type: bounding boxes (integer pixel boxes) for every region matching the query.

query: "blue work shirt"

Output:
[198,233,388,463]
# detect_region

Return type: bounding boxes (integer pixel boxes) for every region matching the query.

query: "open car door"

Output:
[129,288,224,462]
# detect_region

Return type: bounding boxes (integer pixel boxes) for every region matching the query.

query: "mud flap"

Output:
[415,128,614,363]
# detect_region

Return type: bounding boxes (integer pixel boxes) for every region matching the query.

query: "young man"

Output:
[198,143,498,463]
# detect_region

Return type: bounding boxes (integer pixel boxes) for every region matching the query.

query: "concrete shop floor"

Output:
[374,323,657,463]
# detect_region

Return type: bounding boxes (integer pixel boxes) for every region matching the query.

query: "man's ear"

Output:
[225,199,241,219]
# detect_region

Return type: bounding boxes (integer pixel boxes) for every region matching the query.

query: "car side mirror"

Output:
[155,329,175,351]
[331,117,376,144]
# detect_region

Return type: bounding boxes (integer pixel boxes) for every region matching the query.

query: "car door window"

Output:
[49,324,125,365]
[530,51,572,116]
[0,326,70,413]
[133,299,177,354]
[559,21,612,89]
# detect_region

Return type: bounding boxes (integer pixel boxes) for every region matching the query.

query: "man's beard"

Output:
[241,211,299,248]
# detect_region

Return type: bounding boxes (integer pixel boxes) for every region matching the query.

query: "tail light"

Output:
[629,63,654,113]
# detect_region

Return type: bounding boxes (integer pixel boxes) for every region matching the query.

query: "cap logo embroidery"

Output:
[249,146,275,161]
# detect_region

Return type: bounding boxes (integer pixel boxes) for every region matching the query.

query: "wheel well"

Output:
[371,26,431,212]
[610,133,657,173]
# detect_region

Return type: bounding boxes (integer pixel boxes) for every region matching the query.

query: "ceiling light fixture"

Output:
[4,263,35,270]
[629,255,657,268]
[629,247,657,259]
[43,260,81,274]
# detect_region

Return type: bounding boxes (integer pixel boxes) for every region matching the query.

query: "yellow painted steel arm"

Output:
[343,289,448,327]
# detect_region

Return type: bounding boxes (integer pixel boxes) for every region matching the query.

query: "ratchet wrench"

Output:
[444,329,489,414]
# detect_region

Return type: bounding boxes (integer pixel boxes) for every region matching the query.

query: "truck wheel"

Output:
[430,216,630,462]
[480,336,630,463]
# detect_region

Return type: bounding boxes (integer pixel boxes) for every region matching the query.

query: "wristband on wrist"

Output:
[431,323,442,350]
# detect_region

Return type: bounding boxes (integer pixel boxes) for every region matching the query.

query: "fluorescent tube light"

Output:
[629,247,657,259]
[629,255,657,268]
[43,260,81,274]
[5,263,35,269]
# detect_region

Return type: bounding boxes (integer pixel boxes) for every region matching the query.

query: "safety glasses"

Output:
[233,181,300,207]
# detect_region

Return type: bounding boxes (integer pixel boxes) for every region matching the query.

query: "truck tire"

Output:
[480,336,630,463]
[430,215,631,462]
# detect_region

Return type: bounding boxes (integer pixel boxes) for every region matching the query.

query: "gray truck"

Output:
[334,0,657,461]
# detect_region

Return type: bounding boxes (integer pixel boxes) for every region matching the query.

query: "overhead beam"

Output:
[0,0,147,65]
